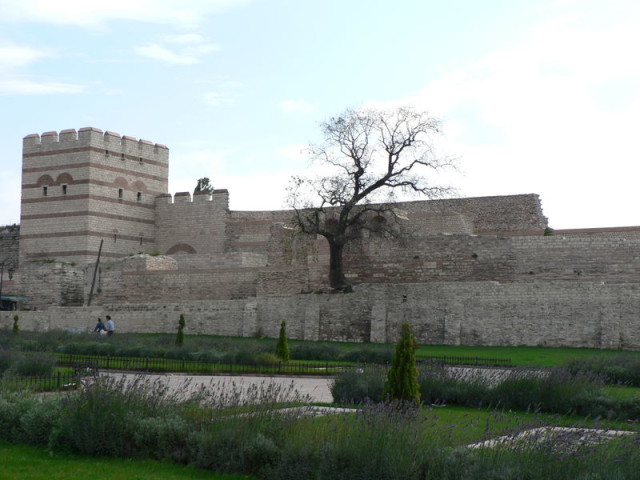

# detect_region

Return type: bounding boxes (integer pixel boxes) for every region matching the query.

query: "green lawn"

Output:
[415,344,639,367]
[0,442,256,480]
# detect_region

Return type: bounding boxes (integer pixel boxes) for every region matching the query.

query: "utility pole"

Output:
[0,264,4,310]
[87,239,103,306]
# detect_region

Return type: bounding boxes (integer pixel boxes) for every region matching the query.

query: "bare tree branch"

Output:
[286,106,457,289]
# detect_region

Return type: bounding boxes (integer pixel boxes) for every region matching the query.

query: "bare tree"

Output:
[288,106,455,290]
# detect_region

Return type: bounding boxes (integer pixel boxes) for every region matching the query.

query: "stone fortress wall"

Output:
[2,128,640,349]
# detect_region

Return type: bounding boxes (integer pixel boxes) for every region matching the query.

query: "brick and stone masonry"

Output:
[2,128,639,349]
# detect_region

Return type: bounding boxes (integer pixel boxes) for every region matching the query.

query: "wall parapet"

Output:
[154,189,229,208]
[23,128,169,163]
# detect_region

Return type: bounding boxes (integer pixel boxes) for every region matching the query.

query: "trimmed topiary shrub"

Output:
[175,314,186,347]
[275,321,290,362]
[383,322,420,403]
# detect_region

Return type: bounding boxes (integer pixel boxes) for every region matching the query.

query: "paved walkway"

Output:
[102,372,334,403]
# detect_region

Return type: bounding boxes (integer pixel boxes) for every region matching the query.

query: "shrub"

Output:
[175,314,186,347]
[290,342,342,361]
[255,352,281,366]
[490,368,604,414]
[16,395,63,446]
[566,354,640,387]
[12,315,19,335]
[133,415,192,463]
[7,352,56,377]
[190,350,223,363]
[271,401,442,480]
[58,341,116,356]
[338,346,393,364]
[188,422,282,475]
[330,366,386,404]
[383,322,420,403]
[0,393,35,442]
[49,375,183,457]
[0,348,13,374]
[419,364,493,407]
[226,350,258,365]
[275,321,290,362]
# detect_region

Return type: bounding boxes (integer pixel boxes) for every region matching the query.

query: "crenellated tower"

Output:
[20,128,169,265]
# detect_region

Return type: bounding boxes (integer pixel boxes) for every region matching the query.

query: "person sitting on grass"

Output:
[94,318,106,334]
[106,315,115,336]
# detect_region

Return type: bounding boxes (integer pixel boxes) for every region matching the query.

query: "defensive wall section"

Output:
[2,281,639,349]
[3,127,640,349]
[8,221,640,309]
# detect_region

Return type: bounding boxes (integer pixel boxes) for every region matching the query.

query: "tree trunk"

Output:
[328,240,350,290]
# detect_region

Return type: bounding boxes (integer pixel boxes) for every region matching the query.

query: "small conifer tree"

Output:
[176,314,185,347]
[383,322,421,403]
[12,315,19,335]
[275,321,290,362]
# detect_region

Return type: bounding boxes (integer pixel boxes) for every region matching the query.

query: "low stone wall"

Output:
[2,282,639,350]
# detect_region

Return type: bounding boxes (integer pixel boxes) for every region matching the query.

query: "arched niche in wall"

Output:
[36,174,54,186]
[56,172,74,185]
[166,243,197,255]
[132,180,148,193]
[113,177,129,189]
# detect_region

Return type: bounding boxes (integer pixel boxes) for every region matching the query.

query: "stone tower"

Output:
[20,128,169,265]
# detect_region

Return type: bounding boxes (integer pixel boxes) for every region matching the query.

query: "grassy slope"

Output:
[415,344,639,367]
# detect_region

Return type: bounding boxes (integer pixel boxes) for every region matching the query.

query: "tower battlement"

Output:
[155,189,230,206]
[23,127,169,164]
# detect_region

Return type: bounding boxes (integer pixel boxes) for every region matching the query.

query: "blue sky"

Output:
[1,0,639,229]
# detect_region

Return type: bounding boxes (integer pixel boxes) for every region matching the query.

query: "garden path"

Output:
[101,372,334,403]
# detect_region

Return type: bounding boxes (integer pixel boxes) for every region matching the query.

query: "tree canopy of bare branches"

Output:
[288,106,455,290]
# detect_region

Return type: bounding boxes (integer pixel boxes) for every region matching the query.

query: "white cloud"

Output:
[164,33,206,44]
[0,41,84,94]
[391,5,640,228]
[212,171,294,211]
[203,91,236,106]
[134,44,199,65]
[0,43,47,70]
[0,0,253,28]
[170,148,229,174]
[134,34,219,65]
[278,99,317,114]
[0,77,84,95]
